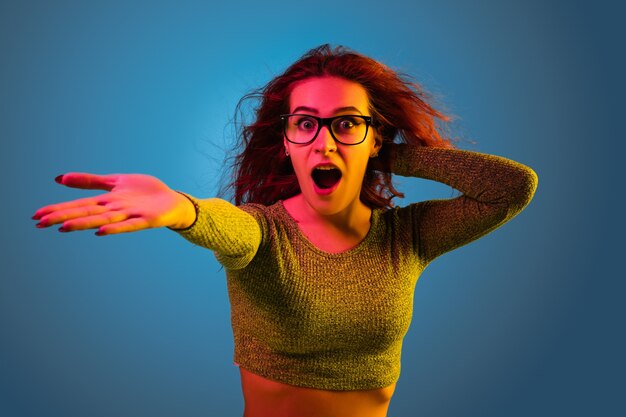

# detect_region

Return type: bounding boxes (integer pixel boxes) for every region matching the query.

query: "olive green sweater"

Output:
[175,145,538,390]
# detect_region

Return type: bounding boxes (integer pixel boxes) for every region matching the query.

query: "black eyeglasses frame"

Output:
[280,114,373,146]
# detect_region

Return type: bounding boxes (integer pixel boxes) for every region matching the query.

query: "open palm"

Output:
[33,173,195,235]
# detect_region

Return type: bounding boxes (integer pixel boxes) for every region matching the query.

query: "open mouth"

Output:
[312,166,342,189]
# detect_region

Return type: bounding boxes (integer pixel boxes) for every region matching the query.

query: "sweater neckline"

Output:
[275,200,381,258]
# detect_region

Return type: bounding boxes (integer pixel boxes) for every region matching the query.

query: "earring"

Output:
[285,148,290,157]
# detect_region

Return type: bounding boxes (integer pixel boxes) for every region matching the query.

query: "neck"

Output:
[285,194,372,236]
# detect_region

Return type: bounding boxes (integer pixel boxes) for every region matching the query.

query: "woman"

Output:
[33,45,538,417]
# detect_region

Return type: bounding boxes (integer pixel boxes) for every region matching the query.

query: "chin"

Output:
[303,190,362,218]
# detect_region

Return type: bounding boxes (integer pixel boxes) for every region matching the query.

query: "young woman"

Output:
[33,45,538,417]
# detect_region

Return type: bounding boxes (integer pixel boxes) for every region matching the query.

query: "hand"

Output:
[32,173,196,236]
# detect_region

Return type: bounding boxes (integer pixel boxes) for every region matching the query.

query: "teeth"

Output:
[315,166,336,170]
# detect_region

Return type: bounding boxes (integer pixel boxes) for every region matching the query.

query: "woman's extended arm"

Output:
[389,144,538,262]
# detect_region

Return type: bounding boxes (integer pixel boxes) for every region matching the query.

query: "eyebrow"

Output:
[291,106,364,115]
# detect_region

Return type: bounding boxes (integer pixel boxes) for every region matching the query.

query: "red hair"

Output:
[227,44,454,208]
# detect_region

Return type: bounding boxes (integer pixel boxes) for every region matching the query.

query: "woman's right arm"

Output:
[33,173,261,269]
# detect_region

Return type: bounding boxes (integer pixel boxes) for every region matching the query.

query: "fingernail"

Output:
[95,230,104,236]
[36,223,45,228]
[55,175,64,184]
[58,226,68,232]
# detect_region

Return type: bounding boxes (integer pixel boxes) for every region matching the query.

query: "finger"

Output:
[59,211,130,232]
[56,173,117,191]
[95,217,151,236]
[33,196,109,220]
[35,205,110,227]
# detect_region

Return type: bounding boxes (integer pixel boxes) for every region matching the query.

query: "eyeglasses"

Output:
[280,114,373,145]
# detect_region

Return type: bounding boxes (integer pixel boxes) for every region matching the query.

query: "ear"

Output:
[283,137,291,157]
[370,132,382,157]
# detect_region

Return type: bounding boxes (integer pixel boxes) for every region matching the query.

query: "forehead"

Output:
[289,76,370,114]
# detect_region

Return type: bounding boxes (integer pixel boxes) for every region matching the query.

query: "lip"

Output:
[311,162,340,172]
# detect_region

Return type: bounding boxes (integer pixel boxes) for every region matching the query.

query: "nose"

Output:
[313,126,337,154]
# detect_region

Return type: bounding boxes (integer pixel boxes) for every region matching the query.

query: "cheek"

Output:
[290,153,309,179]
[343,153,371,185]
[348,149,372,170]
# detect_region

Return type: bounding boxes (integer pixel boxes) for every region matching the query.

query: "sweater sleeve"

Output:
[171,196,261,270]
[391,144,538,263]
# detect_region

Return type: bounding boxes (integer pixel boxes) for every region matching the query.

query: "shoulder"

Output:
[238,202,267,217]
[374,203,428,241]
[238,201,283,219]
[378,202,429,225]
[237,201,289,235]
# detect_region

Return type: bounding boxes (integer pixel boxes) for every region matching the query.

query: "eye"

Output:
[294,116,317,131]
[335,117,360,131]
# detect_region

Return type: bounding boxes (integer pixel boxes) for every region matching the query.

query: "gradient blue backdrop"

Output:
[1,0,623,416]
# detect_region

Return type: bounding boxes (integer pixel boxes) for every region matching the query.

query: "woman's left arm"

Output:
[388,144,538,263]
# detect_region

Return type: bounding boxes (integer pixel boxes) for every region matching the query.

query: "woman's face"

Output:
[285,76,381,216]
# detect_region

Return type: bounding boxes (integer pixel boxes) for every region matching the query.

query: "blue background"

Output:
[1,0,623,416]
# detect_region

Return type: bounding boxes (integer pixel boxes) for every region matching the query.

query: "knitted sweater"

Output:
[175,145,538,390]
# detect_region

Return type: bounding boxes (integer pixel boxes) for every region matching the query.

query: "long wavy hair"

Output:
[226,44,454,208]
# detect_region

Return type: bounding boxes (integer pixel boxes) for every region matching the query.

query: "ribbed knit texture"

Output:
[175,145,538,390]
